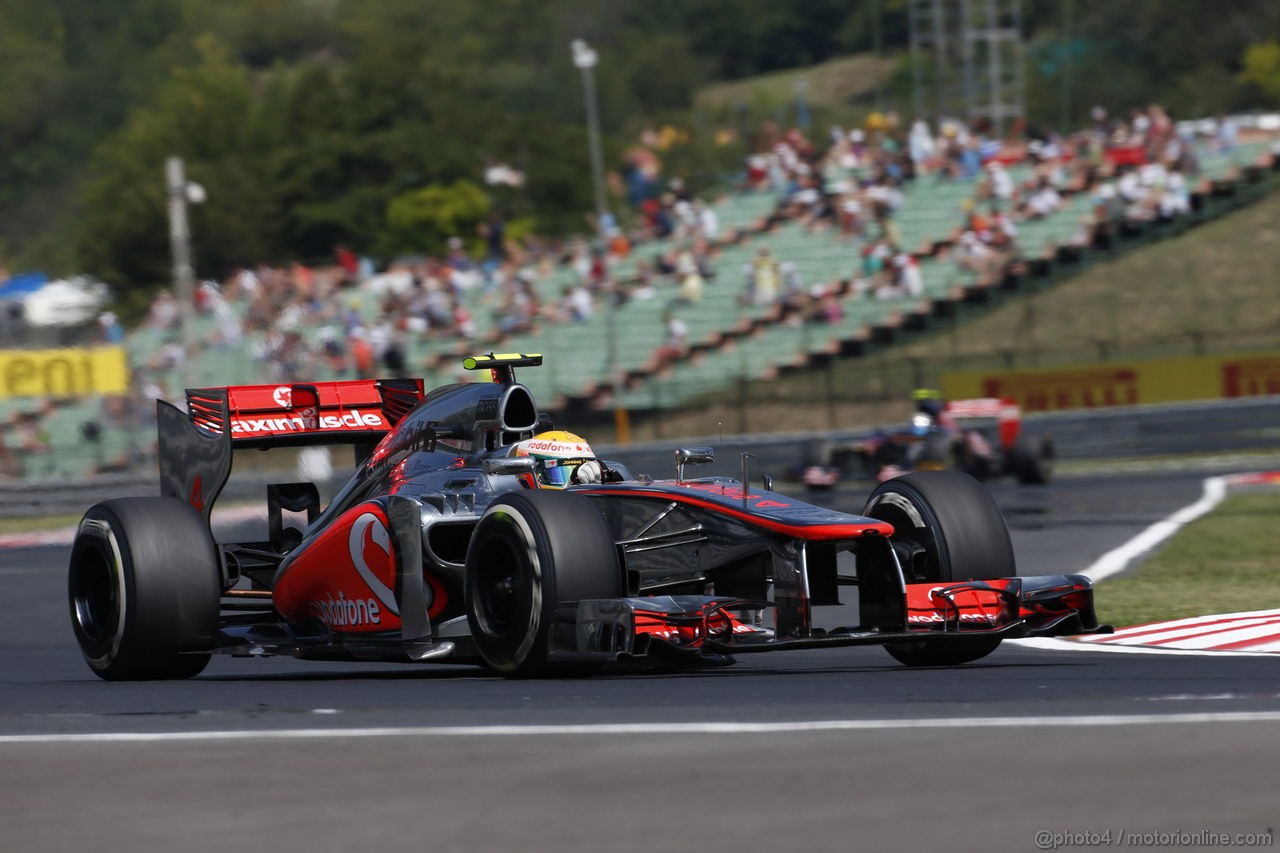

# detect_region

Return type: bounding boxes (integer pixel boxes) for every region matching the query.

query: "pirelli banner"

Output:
[942,352,1280,412]
[0,347,129,398]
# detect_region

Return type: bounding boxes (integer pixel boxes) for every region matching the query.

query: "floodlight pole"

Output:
[166,156,198,391]
[572,39,616,384]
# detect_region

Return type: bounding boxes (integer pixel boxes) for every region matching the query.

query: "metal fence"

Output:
[4,395,1279,518]
[597,395,1280,481]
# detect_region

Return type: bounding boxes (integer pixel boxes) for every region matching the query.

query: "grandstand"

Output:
[3,127,1275,482]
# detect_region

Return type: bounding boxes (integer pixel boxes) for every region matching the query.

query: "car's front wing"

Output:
[555,574,1110,664]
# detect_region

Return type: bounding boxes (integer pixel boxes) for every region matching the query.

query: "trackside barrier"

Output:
[597,395,1280,482]
[2,395,1279,517]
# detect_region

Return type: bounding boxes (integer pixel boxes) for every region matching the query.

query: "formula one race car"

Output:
[67,354,1106,680]
[804,396,1053,487]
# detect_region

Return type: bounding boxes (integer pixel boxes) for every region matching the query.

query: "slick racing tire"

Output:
[464,490,622,678]
[862,471,1014,667]
[68,498,222,680]
[1008,436,1053,486]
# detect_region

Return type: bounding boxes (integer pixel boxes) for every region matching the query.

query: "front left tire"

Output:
[862,471,1015,667]
[464,489,622,677]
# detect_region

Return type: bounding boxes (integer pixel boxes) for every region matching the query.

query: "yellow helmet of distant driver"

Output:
[513,431,597,489]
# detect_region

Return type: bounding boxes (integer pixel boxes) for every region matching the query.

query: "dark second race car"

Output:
[67,354,1108,680]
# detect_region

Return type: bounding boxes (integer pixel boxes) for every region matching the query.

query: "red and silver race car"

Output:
[67,354,1107,680]
[806,396,1054,487]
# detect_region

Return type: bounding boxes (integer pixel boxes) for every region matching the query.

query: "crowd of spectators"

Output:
[736,106,1265,298]
[1,106,1271,480]
[128,105,1238,399]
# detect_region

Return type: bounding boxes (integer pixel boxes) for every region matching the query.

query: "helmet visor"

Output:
[537,458,587,488]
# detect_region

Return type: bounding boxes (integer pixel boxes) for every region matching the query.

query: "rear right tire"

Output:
[1008,436,1053,485]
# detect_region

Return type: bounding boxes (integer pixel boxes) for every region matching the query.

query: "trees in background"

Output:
[2,0,1279,295]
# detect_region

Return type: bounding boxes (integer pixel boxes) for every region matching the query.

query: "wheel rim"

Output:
[471,535,526,640]
[864,490,944,583]
[71,545,120,645]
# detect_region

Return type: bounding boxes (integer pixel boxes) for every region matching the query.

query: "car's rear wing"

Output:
[944,397,1021,447]
[156,378,424,525]
[186,379,425,449]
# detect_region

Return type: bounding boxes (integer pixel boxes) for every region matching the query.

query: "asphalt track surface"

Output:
[4,468,1279,851]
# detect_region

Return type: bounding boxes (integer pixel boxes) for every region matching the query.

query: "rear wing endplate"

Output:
[157,378,424,523]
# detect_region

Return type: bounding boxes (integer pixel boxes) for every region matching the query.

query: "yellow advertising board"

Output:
[942,351,1280,412]
[0,348,129,398]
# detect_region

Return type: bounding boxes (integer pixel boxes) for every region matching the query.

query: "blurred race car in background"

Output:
[67,355,1102,681]
[801,395,1054,487]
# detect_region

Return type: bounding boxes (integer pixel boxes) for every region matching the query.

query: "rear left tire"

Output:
[68,497,222,680]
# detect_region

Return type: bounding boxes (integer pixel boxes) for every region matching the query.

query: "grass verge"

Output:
[1096,491,1280,628]
[0,512,84,536]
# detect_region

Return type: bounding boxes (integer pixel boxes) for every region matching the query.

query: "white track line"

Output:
[1082,475,1229,582]
[1032,470,1280,656]
[4,711,1280,745]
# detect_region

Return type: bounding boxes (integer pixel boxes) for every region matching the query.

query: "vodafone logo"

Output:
[347,511,439,617]
[907,613,998,624]
[315,591,382,628]
[273,386,292,408]
[522,440,585,456]
[348,513,400,617]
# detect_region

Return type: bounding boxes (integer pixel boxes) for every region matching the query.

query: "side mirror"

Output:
[483,457,537,476]
[675,446,715,483]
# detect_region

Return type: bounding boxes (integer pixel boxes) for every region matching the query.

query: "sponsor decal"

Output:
[907,612,999,624]
[1222,357,1280,397]
[443,478,477,490]
[229,409,385,434]
[314,591,382,628]
[272,386,292,407]
[980,368,1139,412]
[188,476,204,512]
[681,482,761,501]
[521,440,584,455]
[0,347,128,398]
[679,482,790,509]
[905,585,1003,624]
[945,350,1280,411]
[348,512,403,617]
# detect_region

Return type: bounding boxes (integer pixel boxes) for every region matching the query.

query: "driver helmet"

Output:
[911,387,943,420]
[513,430,597,489]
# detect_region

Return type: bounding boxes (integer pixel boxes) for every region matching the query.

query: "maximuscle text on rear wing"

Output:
[186,379,425,449]
[156,378,424,524]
